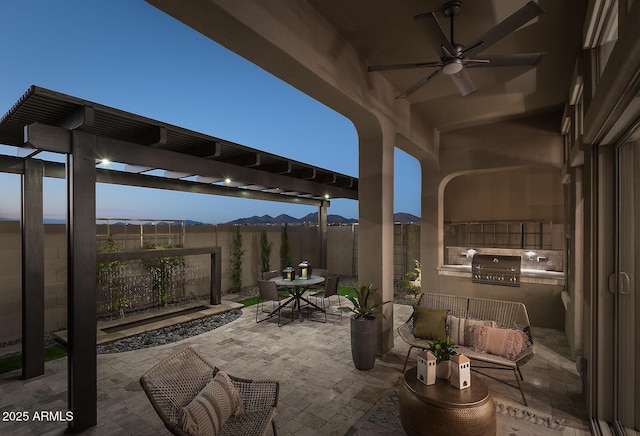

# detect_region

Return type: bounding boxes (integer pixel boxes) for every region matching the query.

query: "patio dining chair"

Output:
[262,270,290,298]
[140,346,279,436]
[308,275,342,322]
[256,279,292,326]
[311,268,328,279]
[261,270,280,280]
[303,268,328,295]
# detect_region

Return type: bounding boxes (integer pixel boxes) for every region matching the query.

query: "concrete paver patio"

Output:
[0,303,589,435]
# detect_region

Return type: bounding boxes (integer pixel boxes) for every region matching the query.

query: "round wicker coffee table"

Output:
[399,367,496,436]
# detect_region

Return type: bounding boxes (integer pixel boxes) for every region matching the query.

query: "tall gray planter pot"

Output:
[350,316,377,370]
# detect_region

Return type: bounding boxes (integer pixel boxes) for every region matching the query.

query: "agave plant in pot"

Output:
[339,284,390,370]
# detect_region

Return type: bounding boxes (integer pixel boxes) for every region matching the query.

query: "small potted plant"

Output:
[428,337,456,379]
[398,259,422,300]
[339,284,390,370]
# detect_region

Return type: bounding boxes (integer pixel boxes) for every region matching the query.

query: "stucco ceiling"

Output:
[307,0,586,132]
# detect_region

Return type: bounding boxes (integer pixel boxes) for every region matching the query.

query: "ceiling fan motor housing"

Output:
[442,58,463,75]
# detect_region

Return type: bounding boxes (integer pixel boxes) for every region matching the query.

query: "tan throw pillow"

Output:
[447,315,497,346]
[412,306,447,340]
[471,325,529,360]
[182,371,245,436]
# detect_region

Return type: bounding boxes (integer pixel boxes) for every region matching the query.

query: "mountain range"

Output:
[226,212,420,225]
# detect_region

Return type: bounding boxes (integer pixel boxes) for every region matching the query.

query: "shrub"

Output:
[229,227,245,293]
[280,223,292,268]
[259,230,272,273]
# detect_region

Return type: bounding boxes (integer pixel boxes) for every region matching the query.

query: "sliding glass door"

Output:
[616,137,640,431]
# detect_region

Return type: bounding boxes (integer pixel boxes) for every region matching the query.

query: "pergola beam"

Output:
[259,160,292,174]
[23,123,357,199]
[125,164,155,173]
[25,122,71,153]
[290,167,316,179]
[130,125,167,146]
[59,105,95,130]
[315,172,337,184]
[181,141,220,158]
[219,151,260,167]
[0,155,327,206]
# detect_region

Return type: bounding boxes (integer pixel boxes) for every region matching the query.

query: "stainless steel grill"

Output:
[471,254,521,287]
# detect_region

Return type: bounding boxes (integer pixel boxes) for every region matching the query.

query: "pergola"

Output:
[0,85,358,432]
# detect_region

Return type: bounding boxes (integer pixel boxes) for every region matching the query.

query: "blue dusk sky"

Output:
[0,1,421,224]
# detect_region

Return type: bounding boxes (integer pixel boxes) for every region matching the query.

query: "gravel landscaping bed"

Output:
[97,309,242,354]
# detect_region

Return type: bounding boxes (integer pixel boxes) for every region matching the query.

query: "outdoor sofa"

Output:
[398,292,535,405]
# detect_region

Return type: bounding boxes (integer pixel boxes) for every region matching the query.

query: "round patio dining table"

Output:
[270,275,325,322]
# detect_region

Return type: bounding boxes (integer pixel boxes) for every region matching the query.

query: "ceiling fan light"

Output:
[442,59,463,75]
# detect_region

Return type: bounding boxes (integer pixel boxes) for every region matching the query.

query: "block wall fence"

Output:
[0,222,421,344]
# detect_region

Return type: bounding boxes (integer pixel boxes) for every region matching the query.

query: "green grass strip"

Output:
[0,345,68,375]
[238,296,261,307]
[338,286,356,298]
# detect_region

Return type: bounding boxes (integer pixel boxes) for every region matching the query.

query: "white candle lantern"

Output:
[416,350,436,385]
[282,266,296,281]
[451,354,471,390]
[298,261,310,279]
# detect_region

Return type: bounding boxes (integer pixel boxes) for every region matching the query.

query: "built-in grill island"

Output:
[471,254,521,287]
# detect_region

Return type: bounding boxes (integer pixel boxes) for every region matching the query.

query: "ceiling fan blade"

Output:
[462,1,544,59]
[414,12,456,58]
[368,61,442,72]
[450,68,477,96]
[397,69,442,99]
[465,53,546,68]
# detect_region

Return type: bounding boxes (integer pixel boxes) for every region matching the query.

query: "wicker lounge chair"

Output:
[140,346,279,436]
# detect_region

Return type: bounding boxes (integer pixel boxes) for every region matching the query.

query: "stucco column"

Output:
[420,157,441,290]
[358,124,395,356]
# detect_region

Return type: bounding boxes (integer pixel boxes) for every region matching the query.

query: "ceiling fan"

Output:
[368,1,545,98]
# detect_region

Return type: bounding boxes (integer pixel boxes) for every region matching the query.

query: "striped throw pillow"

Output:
[471,325,529,360]
[447,315,497,346]
[181,371,244,436]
